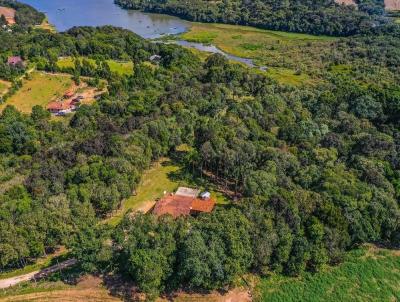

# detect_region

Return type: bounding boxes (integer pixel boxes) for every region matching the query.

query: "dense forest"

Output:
[115,0,390,36]
[0,1,400,301]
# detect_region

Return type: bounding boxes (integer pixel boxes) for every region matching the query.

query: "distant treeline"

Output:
[115,0,390,36]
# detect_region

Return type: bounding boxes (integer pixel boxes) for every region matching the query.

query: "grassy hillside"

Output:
[57,57,134,76]
[0,72,73,113]
[258,245,400,302]
[0,80,10,95]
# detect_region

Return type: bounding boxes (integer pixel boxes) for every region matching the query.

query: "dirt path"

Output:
[0,288,121,302]
[0,260,76,290]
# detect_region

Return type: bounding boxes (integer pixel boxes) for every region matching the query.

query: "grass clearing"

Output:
[258,245,400,302]
[107,158,181,226]
[0,80,11,95]
[34,17,56,32]
[264,67,313,86]
[57,57,134,76]
[0,72,73,113]
[180,23,336,85]
[0,276,119,301]
[107,157,230,226]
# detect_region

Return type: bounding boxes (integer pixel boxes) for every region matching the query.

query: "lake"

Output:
[19,0,189,38]
[20,0,263,69]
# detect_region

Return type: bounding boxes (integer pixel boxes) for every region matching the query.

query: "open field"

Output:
[57,57,134,76]
[335,0,357,6]
[179,23,335,85]
[34,18,56,32]
[258,245,400,302]
[0,72,73,113]
[0,275,250,302]
[0,80,11,96]
[106,158,181,226]
[0,276,119,302]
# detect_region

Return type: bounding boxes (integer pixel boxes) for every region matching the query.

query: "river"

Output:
[20,0,262,68]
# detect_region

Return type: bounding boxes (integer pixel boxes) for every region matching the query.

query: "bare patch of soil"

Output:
[385,0,400,11]
[335,0,357,6]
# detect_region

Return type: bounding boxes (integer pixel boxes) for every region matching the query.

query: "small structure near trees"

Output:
[153,187,215,218]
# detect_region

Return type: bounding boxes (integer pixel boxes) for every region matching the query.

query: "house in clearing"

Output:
[153,187,215,218]
[47,99,76,114]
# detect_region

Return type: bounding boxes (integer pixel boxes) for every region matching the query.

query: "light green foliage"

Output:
[259,246,400,302]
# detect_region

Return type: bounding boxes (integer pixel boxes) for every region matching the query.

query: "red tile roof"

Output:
[47,101,74,111]
[153,193,215,218]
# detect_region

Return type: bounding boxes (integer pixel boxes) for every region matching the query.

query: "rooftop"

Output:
[153,187,215,218]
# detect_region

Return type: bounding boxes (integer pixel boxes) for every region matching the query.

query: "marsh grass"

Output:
[259,245,400,302]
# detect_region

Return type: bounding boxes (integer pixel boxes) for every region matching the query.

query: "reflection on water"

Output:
[174,41,266,69]
[21,0,267,69]
[20,0,189,38]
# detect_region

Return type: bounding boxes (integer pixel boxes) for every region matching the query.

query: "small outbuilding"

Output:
[149,54,162,63]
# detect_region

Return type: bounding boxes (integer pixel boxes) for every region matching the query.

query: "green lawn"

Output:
[0,79,11,95]
[258,245,400,302]
[0,72,73,113]
[179,23,335,85]
[107,158,181,226]
[57,57,134,76]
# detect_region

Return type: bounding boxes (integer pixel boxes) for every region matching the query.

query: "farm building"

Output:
[0,6,16,25]
[47,100,76,114]
[153,187,215,218]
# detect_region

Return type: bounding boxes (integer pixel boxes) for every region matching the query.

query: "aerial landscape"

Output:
[0,0,400,301]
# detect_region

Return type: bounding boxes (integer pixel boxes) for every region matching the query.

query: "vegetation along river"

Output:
[20,0,261,68]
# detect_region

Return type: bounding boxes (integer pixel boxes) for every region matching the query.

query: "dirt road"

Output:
[0,259,76,289]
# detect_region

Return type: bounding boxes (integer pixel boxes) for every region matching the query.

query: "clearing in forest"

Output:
[106,157,230,226]
[334,0,357,6]
[0,72,74,113]
[57,57,134,76]
[106,158,181,226]
[259,244,400,302]
[0,80,11,96]
[179,23,335,85]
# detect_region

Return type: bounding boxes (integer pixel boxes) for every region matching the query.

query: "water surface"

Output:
[20,0,189,38]
[21,0,264,68]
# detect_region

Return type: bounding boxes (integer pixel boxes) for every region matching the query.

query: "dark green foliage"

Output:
[0,2,400,299]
